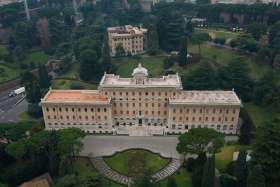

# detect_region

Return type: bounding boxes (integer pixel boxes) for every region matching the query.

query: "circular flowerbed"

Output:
[103,149,171,177]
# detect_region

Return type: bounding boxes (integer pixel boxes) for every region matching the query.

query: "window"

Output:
[173,109,176,113]
[212,117,215,121]
[85,108,87,112]
[72,108,74,112]
[232,117,234,121]
[206,117,208,121]
[233,109,236,114]
[85,116,88,120]
[104,108,107,112]
[79,116,82,120]
[53,108,55,112]
[46,108,49,112]
[59,108,62,112]
[172,124,176,129]
[66,116,69,120]
[78,108,81,112]
[60,116,63,120]
[200,109,202,113]
[185,125,188,129]
[145,92,148,96]
[226,109,229,114]
[91,108,94,112]
[47,115,50,119]
[97,108,100,112]
[73,116,75,120]
[66,108,68,112]
[213,109,216,113]
[193,109,196,113]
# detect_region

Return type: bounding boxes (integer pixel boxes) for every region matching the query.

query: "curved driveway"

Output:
[80,135,181,159]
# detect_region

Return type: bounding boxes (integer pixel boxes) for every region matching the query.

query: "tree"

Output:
[177,128,225,158]
[145,20,159,55]
[101,33,112,73]
[36,18,51,50]
[167,177,177,187]
[247,165,265,187]
[234,150,248,187]
[220,174,237,187]
[28,103,42,118]
[178,36,188,66]
[191,32,209,57]
[38,65,51,90]
[132,172,155,187]
[115,44,126,57]
[201,156,215,187]
[246,23,267,40]
[238,108,255,145]
[251,122,280,186]
[217,58,253,101]
[272,54,280,71]
[182,62,218,90]
[192,152,207,187]
[79,49,101,81]
[21,72,42,104]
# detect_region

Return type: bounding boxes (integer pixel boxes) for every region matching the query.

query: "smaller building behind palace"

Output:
[41,64,241,136]
[107,25,147,57]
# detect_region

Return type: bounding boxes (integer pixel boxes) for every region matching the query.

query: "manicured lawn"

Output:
[195,28,240,40]
[59,63,79,79]
[159,168,192,187]
[244,102,280,127]
[104,149,170,177]
[188,43,270,80]
[72,158,123,187]
[52,79,97,90]
[112,55,165,77]
[215,145,249,172]
[0,64,20,83]
[24,50,50,66]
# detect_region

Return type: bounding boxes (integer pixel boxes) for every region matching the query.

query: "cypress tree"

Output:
[38,65,51,89]
[247,165,265,187]
[234,150,248,187]
[178,36,188,66]
[201,156,215,187]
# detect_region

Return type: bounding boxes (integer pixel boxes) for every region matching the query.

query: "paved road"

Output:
[0,87,28,123]
[80,135,182,159]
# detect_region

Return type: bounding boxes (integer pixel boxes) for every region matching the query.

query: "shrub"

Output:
[27,103,42,118]
[70,82,85,90]
[214,37,226,45]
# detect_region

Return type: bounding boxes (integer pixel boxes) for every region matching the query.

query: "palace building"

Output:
[41,64,241,136]
[107,25,147,57]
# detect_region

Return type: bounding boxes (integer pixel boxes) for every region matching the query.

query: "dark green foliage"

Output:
[115,44,126,57]
[178,36,188,66]
[38,65,51,89]
[238,108,255,145]
[133,172,156,187]
[232,34,258,52]
[253,71,280,111]
[233,150,248,187]
[2,128,85,186]
[225,161,236,176]
[102,33,112,73]
[177,128,225,156]
[246,23,267,40]
[251,122,280,187]
[145,20,160,55]
[217,58,253,101]
[247,165,265,187]
[213,37,225,45]
[201,156,215,187]
[56,174,107,187]
[27,103,43,118]
[191,153,207,187]
[167,177,177,187]
[182,62,218,90]
[220,174,237,187]
[79,49,102,81]
[185,157,196,172]
[157,11,186,51]
[21,71,42,104]
[0,122,34,141]
[163,57,174,70]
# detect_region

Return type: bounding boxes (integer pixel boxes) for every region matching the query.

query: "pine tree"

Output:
[167,177,177,187]
[234,150,248,187]
[38,65,51,89]
[247,165,265,187]
[178,36,188,66]
[201,156,215,187]
[102,33,112,73]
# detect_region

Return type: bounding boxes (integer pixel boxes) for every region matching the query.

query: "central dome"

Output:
[132,63,148,77]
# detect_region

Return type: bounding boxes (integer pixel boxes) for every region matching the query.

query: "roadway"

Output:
[0,87,28,123]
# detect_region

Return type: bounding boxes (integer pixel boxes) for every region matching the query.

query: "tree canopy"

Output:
[177,128,225,156]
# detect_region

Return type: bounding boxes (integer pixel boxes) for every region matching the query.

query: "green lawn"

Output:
[188,43,270,80]
[159,168,192,187]
[244,102,280,127]
[104,149,170,177]
[24,50,50,67]
[52,79,97,90]
[112,55,165,77]
[215,145,246,172]
[195,28,240,40]
[0,64,20,83]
